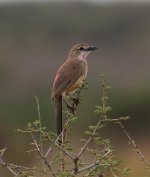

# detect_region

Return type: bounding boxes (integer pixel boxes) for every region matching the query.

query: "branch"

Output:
[76,118,103,159]
[56,143,74,161]
[31,134,56,177]
[8,163,36,172]
[117,121,150,166]
[0,158,20,177]
[72,118,103,174]
[77,148,112,176]
[78,161,105,173]
[44,119,74,160]
[34,95,46,173]
[103,116,130,123]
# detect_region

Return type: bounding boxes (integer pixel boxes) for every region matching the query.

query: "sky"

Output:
[0,0,150,4]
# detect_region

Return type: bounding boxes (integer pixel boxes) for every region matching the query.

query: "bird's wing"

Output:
[52,59,87,98]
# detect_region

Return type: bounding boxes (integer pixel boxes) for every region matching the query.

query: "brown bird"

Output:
[52,43,97,137]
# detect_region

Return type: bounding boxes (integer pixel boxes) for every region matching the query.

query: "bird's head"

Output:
[68,43,97,60]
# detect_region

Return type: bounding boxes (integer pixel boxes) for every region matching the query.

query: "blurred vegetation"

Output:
[0,2,150,176]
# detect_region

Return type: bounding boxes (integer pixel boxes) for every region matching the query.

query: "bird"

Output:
[52,43,97,137]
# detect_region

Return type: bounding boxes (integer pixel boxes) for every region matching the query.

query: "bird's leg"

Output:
[62,87,82,114]
[70,95,79,108]
[70,81,87,107]
[63,96,75,115]
[69,90,81,108]
[63,96,71,109]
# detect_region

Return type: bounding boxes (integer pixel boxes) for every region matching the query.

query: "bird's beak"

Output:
[84,46,97,51]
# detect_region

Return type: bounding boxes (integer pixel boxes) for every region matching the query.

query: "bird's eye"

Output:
[79,47,84,51]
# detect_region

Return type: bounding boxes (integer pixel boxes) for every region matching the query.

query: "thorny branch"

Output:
[0,158,20,177]
[78,161,107,174]
[44,119,74,160]
[31,134,56,177]
[72,118,103,175]
[76,118,103,159]
[0,146,20,177]
[73,149,112,175]
[34,95,46,173]
[117,121,150,166]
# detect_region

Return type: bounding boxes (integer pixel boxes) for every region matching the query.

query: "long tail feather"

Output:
[55,95,62,136]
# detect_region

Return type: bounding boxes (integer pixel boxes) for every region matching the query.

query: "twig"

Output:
[101,76,107,120]
[117,121,150,166]
[102,116,130,123]
[8,163,36,171]
[31,134,56,177]
[34,96,43,152]
[34,95,46,173]
[84,165,98,177]
[47,125,65,150]
[110,167,118,177]
[56,142,74,160]
[76,118,103,159]
[0,157,20,177]
[72,118,103,174]
[103,148,112,158]
[73,160,110,175]
[0,146,20,176]
[78,161,105,173]
[44,119,74,160]
[78,148,112,176]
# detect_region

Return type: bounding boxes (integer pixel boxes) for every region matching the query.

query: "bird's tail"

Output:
[55,95,62,137]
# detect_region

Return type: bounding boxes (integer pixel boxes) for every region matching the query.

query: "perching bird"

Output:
[52,43,97,136]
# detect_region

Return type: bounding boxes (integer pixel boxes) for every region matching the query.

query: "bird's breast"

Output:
[65,75,85,93]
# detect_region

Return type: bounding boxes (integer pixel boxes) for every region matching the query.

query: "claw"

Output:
[63,92,80,115]
[66,104,76,114]
[72,97,79,107]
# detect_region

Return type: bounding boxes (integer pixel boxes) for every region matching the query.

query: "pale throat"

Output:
[78,51,90,60]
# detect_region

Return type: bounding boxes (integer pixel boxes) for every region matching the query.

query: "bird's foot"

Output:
[72,97,80,107]
[63,97,76,114]
[67,104,76,115]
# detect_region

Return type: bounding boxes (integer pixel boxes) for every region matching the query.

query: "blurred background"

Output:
[0,0,150,176]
